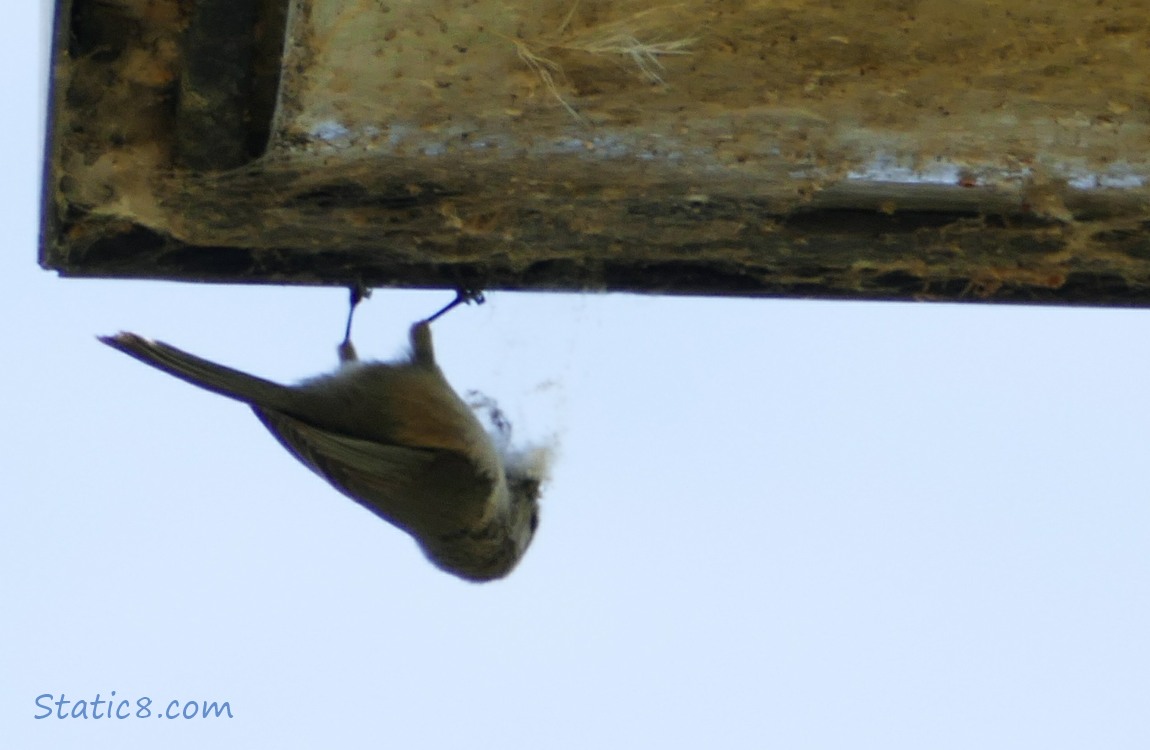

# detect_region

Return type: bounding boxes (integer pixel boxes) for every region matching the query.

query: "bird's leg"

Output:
[339,283,372,363]
[425,288,486,323]
[409,289,485,367]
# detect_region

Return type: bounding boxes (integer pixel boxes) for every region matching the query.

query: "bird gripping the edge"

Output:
[100,290,543,582]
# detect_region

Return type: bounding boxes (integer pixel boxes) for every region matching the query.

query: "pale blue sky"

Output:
[4,3,1150,748]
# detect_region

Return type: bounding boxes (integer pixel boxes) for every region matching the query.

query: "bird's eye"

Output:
[529,510,539,533]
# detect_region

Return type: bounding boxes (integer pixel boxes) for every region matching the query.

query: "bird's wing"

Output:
[252,406,496,536]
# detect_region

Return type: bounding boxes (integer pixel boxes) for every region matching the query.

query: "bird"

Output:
[99,290,544,582]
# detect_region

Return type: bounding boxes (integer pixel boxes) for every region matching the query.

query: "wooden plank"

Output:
[42,0,1150,304]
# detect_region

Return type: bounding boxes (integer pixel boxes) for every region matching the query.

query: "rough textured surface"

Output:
[42,0,1150,304]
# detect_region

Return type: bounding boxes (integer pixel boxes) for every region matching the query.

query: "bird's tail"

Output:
[99,332,294,410]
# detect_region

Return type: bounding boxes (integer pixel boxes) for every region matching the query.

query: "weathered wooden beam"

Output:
[42,0,1150,305]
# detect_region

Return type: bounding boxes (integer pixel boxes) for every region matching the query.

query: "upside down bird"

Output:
[100,291,545,582]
